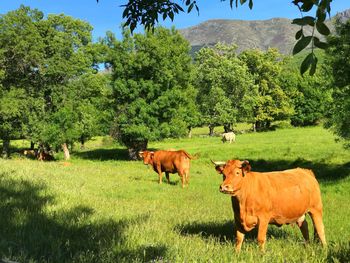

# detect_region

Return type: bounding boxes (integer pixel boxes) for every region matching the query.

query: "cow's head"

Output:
[213,159,251,195]
[138,150,154,165]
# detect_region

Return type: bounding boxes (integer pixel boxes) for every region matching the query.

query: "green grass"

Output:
[1,126,350,262]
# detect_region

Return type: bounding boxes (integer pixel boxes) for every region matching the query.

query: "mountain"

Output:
[179,8,350,55]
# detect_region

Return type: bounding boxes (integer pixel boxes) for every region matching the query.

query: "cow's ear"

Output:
[215,165,224,174]
[150,151,154,159]
[241,160,251,172]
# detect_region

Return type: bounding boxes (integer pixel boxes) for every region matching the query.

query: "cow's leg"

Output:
[157,168,163,184]
[235,230,245,252]
[165,172,170,184]
[309,211,326,246]
[181,174,185,188]
[257,219,269,252]
[298,220,309,243]
[185,170,190,186]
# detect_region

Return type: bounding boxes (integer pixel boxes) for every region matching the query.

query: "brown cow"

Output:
[213,159,326,252]
[139,150,195,188]
[23,149,38,159]
[37,151,55,161]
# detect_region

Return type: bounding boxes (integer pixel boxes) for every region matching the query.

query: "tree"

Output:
[0,89,28,158]
[97,0,333,75]
[279,53,332,127]
[0,6,45,157]
[31,14,100,160]
[325,19,350,146]
[104,27,196,159]
[194,43,254,135]
[68,73,113,149]
[239,49,294,131]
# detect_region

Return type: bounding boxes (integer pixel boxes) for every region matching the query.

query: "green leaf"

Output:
[292,16,315,26]
[169,11,174,21]
[240,0,247,4]
[316,21,330,36]
[301,1,314,12]
[295,29,303,40]
[186,0,191,5]
[300,52,315,75]
[195,4,199,14]
[313,37,328,49]
[188,3,194,13]
[174,4,184,12]
[309,56,318,76]
[122,9,129,18]
[316,7,327,22]
[248,0,253,9]
[293,36,312,55]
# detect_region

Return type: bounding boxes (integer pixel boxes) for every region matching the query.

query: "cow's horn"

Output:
[210,159,226,166]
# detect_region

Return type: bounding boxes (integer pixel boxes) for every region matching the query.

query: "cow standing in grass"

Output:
[212,159,326,252]
[139,150,195,188]
[222,132,235,143]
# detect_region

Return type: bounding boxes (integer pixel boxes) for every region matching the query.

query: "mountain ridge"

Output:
[179,8,350,55]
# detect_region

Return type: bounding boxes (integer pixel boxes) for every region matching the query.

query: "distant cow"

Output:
[212,159,326,251]
[221,132,235,143]
[139,150,196,188]
[37,151,55,161]
[23,149,38,159]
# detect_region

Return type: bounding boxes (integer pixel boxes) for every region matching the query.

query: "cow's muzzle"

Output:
[219,184,234,194]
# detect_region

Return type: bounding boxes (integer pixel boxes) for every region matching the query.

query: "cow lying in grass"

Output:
[212,159,326,251]
[139,150,196,188]
[23,149,38,159]
[37,151,55,161]
[23,149,54,161]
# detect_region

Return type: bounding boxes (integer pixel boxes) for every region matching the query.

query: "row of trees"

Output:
[0,6,349,159]
[0,6,112,159]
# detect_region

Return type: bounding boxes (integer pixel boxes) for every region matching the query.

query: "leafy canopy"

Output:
[104,27,197,157]
[97,0,333,75]
[325,19,350,145]
[194,43,254,130]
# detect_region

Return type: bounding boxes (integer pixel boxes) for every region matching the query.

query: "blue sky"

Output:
[1,0,349,41]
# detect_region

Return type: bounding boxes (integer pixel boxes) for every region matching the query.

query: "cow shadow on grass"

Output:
[246,158,350,183]
[327,241,350,263]
[175,221,290,244]
[0,171,167,262]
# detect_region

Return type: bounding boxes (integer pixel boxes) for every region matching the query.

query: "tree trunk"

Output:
[266,120,271,130]
[252,123,256,132]
[223,124,232,133]
[2,139,10,159]
[30,141,35,150]
[255,121,262,132]
[188,127,192,138]
[209,125,215,137]
[127,140,148,160]
[62,143,70,160]
[80,136,85,149]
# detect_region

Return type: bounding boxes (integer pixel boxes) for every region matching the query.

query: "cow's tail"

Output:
[182,150,200,160]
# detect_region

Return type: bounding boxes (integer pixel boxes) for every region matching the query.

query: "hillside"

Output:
[179,8,350,55]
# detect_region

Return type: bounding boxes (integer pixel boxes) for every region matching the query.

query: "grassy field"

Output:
[1,126,350,262]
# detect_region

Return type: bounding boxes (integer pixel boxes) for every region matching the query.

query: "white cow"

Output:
[221,132,236,143]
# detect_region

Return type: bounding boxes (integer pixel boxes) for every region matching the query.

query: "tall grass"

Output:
[1,126,350,262]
